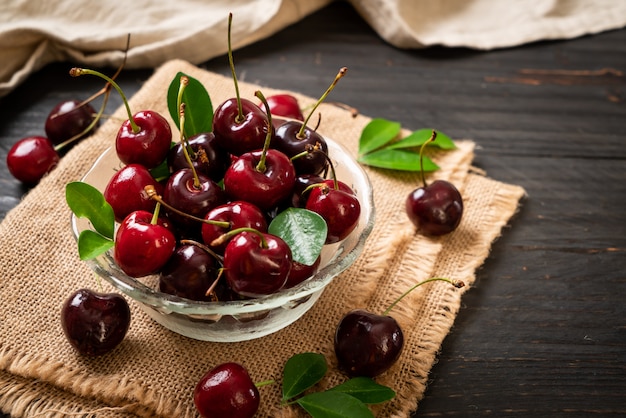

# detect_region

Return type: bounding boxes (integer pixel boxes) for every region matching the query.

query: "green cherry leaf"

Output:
[268,208,327,266]
[66,181,115,239]
[167,72,213,138]
[358,118,401,156]
[329,377,396,404]
[358,148,439,172]
[296,391,374,418]
[77,230,115,260]
[385,128,456,151]
[282,352,328,401]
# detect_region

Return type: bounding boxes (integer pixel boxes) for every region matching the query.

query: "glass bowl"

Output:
[71,137,375,342]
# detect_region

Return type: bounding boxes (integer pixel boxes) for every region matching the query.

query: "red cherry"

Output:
[104,163,163,222]
[272,120,329,175]
[159,243,220,301]
[212,98,269,156]
[61,288,131,356]
[6,136,60,184]
[306,182,361,244]
[113,210,177,278]
[223,231,292,297]
[263,94,304,121]
[201,201,268,254]
[45,99,99,145]
[223,149,296,211]
[115,110,172,169]
[406,179,463,236]
[194,362,260,418]
[284,256,321,289]
[167,132,230,182]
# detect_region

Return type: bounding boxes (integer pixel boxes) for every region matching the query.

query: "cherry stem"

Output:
[69,67,140,134]
[177,76,197,160]
[178,102,201,189]
[297,67,347,139]
[254,90,274,173]
[227,13,244,124]
[382,277,465,316]
[210,226,268,249]
[419,130,437,187]
[151,202,162,225]
[255,379,276,388]
[143,185,231,228]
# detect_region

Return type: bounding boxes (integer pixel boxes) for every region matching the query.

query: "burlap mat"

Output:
[0,59,525,417]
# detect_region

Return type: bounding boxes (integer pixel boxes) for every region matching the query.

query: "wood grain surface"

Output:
[1,2,624,417]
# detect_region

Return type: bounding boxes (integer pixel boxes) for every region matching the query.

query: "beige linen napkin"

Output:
[2,0,625,96]
[0,59,525,417]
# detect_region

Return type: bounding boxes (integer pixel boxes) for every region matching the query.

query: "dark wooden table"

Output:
[1,2,624,417]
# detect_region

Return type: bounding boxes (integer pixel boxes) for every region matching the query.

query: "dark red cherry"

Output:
[272,120,328,175]
[115,110,172,169]
[212,98,269,156]
[167,132,230,182]
[61,288,131,356]
[163,168,226,235]
[113,210,177,277]
[334,309,404,377]
[223,231,291,297]
[305,182,361,244]
[45,99,99,145]
[290,173,326,208]
[263,94,304,121]
[6,136,60,184]
[194,362,260,418]
[104,163,163,222]
[223,149,296,211]
[405,179,463,236]
[159,243,220,301]
[201,201,268,254]
[284,256,321,289]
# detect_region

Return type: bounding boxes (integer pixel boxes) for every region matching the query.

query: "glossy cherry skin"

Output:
[272,121,329,175]
[115,110,172,169]
[305,182,361,244]
[45,99,99,145]
[201,201,268,254]
[223,149,296,211]
[284,256,321,289]
[6,136,60,184]
[223,231,292,297]
[194,362,260,418]
[114,210,177,278]
[334,309,404,377]
[167,132,230,182]
[104,163,163,222]
[405,180,463,236]
[212,98,269,156]
[61,288,131,356]
[264,94,304,121]
[290,173,325,208]
[163,168,226,236]
[159,243,220,301]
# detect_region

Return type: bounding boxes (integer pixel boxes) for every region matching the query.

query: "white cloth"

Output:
[1,0,625,97]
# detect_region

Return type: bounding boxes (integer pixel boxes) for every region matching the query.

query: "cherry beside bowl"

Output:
[71,136,375,342]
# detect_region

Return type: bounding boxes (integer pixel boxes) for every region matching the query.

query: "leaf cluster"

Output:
[358,118,456,171]
[282,352,395,417]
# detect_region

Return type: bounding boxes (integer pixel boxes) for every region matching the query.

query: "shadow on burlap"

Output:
[0,60,525,417]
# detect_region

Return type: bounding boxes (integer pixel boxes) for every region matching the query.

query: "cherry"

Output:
[70,67,172,169]
[212,14,268,156]
[6,136,59,184]
[201,201,268,254]
[44,99,99,146]
[263,94,304,121]
[104,163,163,222]
[335,277,464,377]
[405,131,463,236]
[284,256,321,289]
[61,288,131,356]
[272,68,347,176]
[194,362,260,418]
[305,181,360,244]
[167,131,230,182]
[159,242,220,302]
[221,229,292,297]
[113,209,177,278]
[290,173,326,208]
[223,91,296,212]
[162,168,226,235]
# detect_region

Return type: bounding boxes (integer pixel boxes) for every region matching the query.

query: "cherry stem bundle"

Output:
[382,277,464,316]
